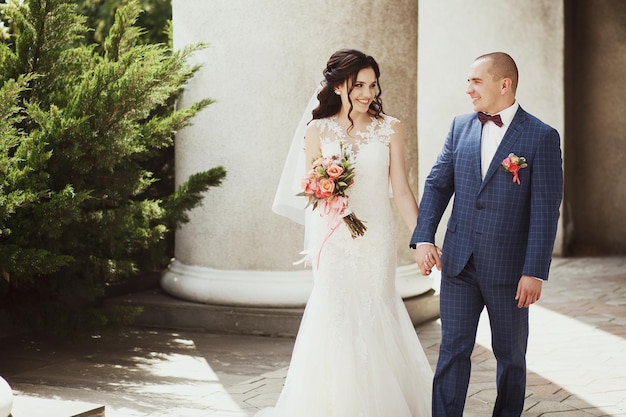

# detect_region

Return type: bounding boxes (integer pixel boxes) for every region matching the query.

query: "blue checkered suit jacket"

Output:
[411,107,563,283]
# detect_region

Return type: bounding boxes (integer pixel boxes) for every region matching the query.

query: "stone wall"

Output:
[564,0,626,255]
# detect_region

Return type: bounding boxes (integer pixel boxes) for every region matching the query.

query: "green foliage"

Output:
[76,0,172,50]
[0,0,225,336]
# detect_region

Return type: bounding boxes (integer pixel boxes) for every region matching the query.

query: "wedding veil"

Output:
[271,85,325,267]
[271,85,322,225]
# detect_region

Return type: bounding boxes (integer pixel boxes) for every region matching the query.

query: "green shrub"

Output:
[0,0,225,336]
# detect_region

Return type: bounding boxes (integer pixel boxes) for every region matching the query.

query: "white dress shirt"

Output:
[481,101,519,179]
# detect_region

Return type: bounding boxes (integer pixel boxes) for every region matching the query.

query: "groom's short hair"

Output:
[475,52,519,94]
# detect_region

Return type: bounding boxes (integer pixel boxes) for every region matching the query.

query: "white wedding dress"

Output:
[258,114,432,417]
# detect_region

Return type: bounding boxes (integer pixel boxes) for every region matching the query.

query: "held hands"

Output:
[414,244,442,276]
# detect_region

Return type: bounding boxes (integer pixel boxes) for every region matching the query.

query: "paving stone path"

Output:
[1,257,625,416]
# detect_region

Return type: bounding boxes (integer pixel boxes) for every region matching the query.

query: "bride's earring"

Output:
[334,89,340,95]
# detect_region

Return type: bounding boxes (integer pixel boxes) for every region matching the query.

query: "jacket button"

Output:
[476,203,485,210]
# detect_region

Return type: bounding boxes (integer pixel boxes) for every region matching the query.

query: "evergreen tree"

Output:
[76,0,172,49]
[0,0,225,335]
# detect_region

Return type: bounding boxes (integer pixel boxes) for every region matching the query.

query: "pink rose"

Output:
[326,163,344,179]
[508,164,520,175]
[301,178,316,195]
[312,157,325,167]
[315,177,335,198]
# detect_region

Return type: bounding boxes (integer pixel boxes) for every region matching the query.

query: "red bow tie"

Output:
[477,112,503,127]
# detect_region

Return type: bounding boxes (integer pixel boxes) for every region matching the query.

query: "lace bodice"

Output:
[315,114,397,155]
[312,114,397,227]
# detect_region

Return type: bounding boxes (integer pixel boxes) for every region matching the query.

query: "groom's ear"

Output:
[500,78,513,95]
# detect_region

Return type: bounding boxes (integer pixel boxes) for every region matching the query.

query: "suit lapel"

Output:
[468,118,483,186]
[479,108,527,193]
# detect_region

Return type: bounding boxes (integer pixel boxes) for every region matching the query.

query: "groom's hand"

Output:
[515,275,543,308]
[414,244,442,276]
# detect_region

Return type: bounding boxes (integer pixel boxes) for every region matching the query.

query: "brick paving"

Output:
[215,257,626,417]
[1,256,625,416]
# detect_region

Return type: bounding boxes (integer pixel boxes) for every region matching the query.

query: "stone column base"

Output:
[161,259,435,307]
[107,288,440,338]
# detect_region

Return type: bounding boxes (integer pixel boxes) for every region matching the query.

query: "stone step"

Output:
[10,396,104,417]
[105,288,440,337]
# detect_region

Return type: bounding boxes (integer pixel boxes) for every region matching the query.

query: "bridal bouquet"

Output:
[298,147,366,238]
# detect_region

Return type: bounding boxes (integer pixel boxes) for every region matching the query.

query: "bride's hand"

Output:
[414,244,442,276]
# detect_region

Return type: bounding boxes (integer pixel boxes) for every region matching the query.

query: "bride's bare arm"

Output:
[304,123,321,172]
[389,120,419,231]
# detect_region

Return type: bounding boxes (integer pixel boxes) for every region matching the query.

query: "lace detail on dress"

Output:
[314,114,398,159]
[303,114,400,282]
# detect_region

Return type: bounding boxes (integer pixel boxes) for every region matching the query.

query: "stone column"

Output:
[417,0,565,255]
[162,0,433,308]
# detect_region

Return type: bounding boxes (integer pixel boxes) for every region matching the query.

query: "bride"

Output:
[261,49,433,417]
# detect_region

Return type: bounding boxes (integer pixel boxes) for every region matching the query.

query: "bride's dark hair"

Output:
[311,49,384,130]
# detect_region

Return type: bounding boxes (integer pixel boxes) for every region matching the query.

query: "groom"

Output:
[411,52,563,417]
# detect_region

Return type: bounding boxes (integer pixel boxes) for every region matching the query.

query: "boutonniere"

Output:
[501,153,528,185]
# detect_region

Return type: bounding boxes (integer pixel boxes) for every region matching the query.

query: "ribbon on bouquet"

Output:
[293,198,350,270]
[313,198,351,269]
